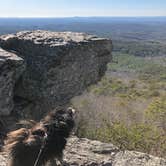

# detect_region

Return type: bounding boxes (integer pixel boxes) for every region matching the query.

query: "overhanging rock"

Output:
[0,31,112,117]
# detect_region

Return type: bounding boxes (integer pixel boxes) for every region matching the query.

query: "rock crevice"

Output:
[0,48,25,116]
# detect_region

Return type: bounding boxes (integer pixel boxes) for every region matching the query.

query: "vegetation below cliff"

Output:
[72,52,166,158]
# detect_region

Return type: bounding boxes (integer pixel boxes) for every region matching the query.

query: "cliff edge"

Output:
[0,30,112,118]
[0,31,165,166]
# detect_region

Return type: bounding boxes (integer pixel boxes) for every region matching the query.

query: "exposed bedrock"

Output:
[0,30,112,118]
[0,48,25,116]
[0,137,166,166]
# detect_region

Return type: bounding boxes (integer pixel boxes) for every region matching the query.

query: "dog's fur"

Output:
[4,107,75,166]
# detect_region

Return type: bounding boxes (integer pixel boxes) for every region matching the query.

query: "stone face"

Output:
[63,137,119,166]
[62,137,166,166]
[0,137,166,166]
[0,48,25,115]
[0,31,112,117]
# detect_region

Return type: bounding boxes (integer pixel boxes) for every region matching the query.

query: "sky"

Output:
[0,0,166,17]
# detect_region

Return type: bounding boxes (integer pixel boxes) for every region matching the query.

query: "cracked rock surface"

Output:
[1,137,166,166]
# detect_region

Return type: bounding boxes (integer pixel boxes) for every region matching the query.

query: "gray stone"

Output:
[0,31,112,117]
[112,151,166,166]
[63,137,118,166]
[63,137,166,166]
[0,48,25,115]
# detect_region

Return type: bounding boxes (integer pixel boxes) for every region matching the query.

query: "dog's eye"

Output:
[32,129,46,137]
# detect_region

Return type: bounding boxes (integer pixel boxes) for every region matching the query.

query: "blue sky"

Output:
[0,0,166,17]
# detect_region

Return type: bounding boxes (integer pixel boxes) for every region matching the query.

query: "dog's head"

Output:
[42,107,76,138]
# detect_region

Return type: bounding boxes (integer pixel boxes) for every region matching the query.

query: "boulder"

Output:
[63,137,166,166]
[0,48,25,115]
[0,31,112,117]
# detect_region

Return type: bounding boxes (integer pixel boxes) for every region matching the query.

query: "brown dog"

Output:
[5,107,75,166]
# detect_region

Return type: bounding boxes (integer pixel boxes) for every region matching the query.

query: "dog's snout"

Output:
[67,107,76,115]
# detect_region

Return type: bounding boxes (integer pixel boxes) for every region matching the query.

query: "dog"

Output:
[4,107,76,166]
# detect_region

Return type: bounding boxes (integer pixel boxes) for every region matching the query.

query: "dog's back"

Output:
[4,107,75,166]
[5,127,44,166]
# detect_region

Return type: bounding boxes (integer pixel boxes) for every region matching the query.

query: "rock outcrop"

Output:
[0,31,165,166]
[64,137,166,166]
[0,48,25,115]
[0,30,112,117]
[0,136,166,166]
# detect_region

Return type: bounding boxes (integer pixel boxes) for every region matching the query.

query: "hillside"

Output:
[0,18,165,165]
[72,52,166,157]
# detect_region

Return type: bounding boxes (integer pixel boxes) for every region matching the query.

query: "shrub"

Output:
[76,118,166,157]
[145,97,166,132]
[73,52,166,158]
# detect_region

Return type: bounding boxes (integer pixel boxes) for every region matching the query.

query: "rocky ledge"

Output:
[0,31,165,166]
[0,30,112,118]
[0,137,166,166]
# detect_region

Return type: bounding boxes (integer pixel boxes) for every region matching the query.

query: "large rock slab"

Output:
[0,31,112,117]
[0,48,25,115]
[63,137,166,166]
[0,137,165,166]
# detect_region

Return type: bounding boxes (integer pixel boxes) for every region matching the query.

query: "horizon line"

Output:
[0,16,166,19]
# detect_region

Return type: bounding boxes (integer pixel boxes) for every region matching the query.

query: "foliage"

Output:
[72,52,166,158]
[89,77,128,96]
[76,118,166,157]
[113,40,166,57]
[88,53,166,99]
[145,97,166,132]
